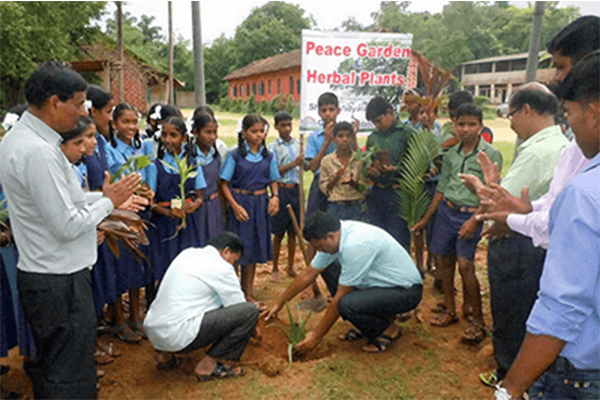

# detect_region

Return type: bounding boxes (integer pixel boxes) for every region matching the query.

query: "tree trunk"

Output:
[168,1,174,106]
[192,2,206,107]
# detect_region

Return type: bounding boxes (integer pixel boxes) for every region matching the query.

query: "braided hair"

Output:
[238,113,269,158]
[158,116,196,165]
[111,103,141,149]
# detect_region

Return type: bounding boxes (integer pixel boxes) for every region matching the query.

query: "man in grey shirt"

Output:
[0,61,140,399]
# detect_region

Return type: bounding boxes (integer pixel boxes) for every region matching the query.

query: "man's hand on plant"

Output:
[293,331,320,356]
[479,184,533,215]
[263,303,282,321]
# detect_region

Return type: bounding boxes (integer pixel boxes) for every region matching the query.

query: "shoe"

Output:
[157,356,181,370]
[128,321,147,339]
[479,371,499,387]
[196,362,245,382]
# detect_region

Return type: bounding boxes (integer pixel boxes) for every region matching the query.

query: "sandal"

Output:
[361,331,402,353]
[196,362,245,382]
[97,341,121,358]
[157,356,182,370]
[338,329,364,341]
[429,311,458,327]
[128,321,147,340]
[461,322,487,344]
[479,371,499,387]
[94,349,115,366]
[113,324,142,343]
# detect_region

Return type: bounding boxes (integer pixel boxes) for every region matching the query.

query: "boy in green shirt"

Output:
[412,104,502,344]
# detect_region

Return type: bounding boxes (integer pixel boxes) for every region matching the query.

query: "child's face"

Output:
[333,129,354,151]
[61,134,88,164]
[275,119,292,139]
[114,109,139,145]
[82,125,97,157]
[403,99,420,116]
[318,104,340,125]
[194,122,218,152]
[161,123,186,155]
[90,99,114,136]
[243,122,266,149]
[372,109,396,132]
[455,115,482,144]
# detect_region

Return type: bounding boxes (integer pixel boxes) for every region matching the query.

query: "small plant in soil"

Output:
[269,304,312,365]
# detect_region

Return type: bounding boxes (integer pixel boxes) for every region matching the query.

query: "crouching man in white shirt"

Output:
[144,232,258,381]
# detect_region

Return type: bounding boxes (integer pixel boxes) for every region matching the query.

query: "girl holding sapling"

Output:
[220,113,280,311]
[147,116,205,283]
[192,112,224,246]
[105,103,154,343]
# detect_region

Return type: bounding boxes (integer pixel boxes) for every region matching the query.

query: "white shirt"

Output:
[0,112,114,274]
[144,246,246,352]
[507,141,590,249]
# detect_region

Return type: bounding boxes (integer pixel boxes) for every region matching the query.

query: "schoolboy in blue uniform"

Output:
[412,103,502,344]
[305,92,340,217]
[364,97,413,251]
[267,111,303,282]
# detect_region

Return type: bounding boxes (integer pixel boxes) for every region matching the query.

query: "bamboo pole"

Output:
[298,132,305,229]
[167,1,174,105]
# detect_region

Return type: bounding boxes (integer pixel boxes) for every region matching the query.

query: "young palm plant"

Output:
[395,127,440,228]
[269,304,312,366]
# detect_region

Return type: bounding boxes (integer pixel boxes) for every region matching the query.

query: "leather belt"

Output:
[277,182,298,189]
[444,198,477,213]
[376,183,400,190]
[232,188,268,196]
[206,192,219,201]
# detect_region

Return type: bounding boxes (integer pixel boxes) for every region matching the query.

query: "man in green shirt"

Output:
[413,103,502,344]
[365,97,413,250]
[483,83,568,383]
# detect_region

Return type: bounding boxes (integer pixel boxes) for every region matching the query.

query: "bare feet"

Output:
[271,270,280,283]
[286,266,298,278]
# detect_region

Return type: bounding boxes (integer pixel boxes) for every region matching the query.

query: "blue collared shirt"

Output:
[219,143,280,182]
[105,136,149,182]
[312,221,422,290]
[526,152,600,370]
[305,126,336,174]
[146,151,207,193]
[267,137,301,185]
[196,146,216,167]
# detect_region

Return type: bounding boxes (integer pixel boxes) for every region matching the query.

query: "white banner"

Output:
[300,30,415,133]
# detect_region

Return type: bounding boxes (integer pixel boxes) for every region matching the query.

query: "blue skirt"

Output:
[228,192,272,265]
[91,242,119,317]
[198,195,224,247]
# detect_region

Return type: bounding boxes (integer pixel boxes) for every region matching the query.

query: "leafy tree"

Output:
[0,1,105,108]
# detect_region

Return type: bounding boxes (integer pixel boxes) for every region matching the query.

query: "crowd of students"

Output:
[0,15,598,400]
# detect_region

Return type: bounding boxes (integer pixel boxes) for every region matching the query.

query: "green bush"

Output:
[270,97,280,114]
[285,96,294,114]
[258,100,269,115]
[232,99,245,113]
[247,94,258,113]
[218,97,231,112]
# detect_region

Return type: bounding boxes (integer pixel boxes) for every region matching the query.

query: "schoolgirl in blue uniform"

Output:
[146,116,205,283]
[220,113,280,310]
[141,104,183,159]
[192,112,224,246]
[105,103,153,343]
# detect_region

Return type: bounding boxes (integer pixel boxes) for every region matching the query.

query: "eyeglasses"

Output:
[507,107,522,120]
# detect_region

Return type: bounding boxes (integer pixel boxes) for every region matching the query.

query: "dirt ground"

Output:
[1,242,499,400]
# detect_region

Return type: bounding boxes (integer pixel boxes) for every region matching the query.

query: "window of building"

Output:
[258,82,264,95]
[277,79,281,94]
[252,82,256,95]
[268,80,271,95]
[297,79,300,94]
[246,83,250,96]
[289,77,294,94]
[233,85,237,97]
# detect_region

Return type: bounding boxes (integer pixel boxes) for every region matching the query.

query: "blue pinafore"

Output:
[149,157,202,281]
[197,153,224,246]
[227,150,273,265]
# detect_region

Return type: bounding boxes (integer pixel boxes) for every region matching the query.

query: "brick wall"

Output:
[228,66,301,104]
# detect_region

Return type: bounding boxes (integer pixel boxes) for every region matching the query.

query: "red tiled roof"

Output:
[224,49,301,81]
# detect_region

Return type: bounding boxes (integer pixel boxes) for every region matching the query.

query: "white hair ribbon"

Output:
[2,113,20,131]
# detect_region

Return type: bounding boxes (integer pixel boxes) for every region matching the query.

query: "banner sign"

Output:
[300,30,415,133]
